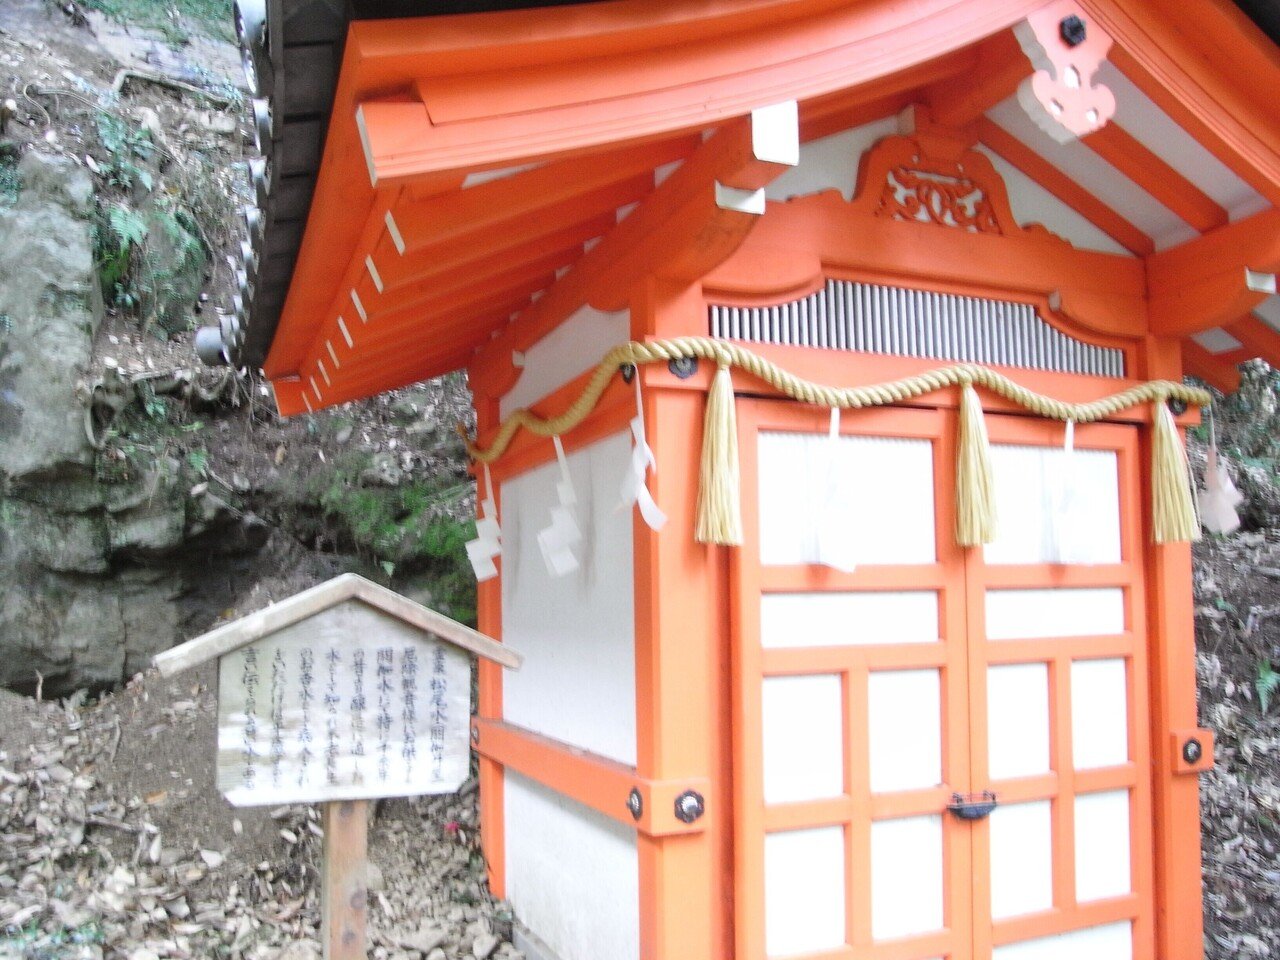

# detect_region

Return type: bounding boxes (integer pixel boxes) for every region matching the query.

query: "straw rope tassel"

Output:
[1151,398,1201,544]
[695,363,743,545]
[955,379,997,546]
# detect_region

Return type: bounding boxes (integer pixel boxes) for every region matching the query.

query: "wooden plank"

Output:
[153,573,522,675]
[321,799,369,960]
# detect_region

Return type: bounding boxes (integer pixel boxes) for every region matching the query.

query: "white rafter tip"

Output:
[326,340,341,370]
[365,255,384,293]
[384,210,405,255]
[751,100,799,167]
[512,350,527,369]
[351,289,368,322]
[1245,269,1278,295]
[337,316,354,348]
[715,182,766,215]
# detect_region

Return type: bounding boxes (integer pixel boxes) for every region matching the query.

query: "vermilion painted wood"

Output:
[1179,339,1244,394]
[966,415,1155,960]
[1082,123,1228,233]
[975,118,1155,257]
[926,30,1031,128]
[473,397,506,899]
[706,198,1146,339]
[1136,337,1206,960]
[263,0,1280,415]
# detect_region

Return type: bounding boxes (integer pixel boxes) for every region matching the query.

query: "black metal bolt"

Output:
[674,790,705,824]
[620,363,637,384]
[1167,396,1189,416]
[1060,14,1087,47]
[668,356,699,380]
[626,788,643,821]
[1182,737,1203,765]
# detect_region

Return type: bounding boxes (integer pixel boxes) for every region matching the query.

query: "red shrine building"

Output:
[213,2,1280,959]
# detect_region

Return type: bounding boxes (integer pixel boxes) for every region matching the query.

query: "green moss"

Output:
[307,454,477,623]
[82,0,235,44]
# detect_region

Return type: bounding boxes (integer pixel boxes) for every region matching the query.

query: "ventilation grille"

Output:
[709,280,1125,378]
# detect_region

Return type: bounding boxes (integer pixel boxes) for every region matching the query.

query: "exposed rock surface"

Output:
[0,152,263,696]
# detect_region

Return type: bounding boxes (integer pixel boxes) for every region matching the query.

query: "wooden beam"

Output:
[472,103,800,395]
[376,201,622,295]
[1225,315,1280,368]
[1179,339,1242,394]
[1146,208,1280,335]
[926,29,1030,128]
[977,118,1154,256]
[1083,123,1227,233]
[387,137,697,254]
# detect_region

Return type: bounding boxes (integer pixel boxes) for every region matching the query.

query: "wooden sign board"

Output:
[154,573,521,809]
[216,600,471,806]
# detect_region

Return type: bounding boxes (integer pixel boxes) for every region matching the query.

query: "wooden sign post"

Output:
[153,574,521,960]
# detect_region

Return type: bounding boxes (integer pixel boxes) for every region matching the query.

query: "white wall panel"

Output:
[763,675,845,804]
[761,591,939,648]
[871,815,945,940]
[987,98,1198,250]
[765,827,847,957]
[986,588,1125,640]
[1075,790,1132,903]
[984,444,1121,566]
[989,801,1054,920]
[504,772,639,960]
[501,304,630,416]
[1071,659,1129,770]
[993,921,1132,960]
[765,116,900,202]
[1096,62,1268,221]
[987,663,1051,780]
[501,431,636,764]
[976,146,1130,256]
[758,432,936,566]
[868,670,942,793]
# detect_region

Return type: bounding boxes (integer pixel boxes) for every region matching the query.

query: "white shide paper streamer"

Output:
[620,376,667,530]
[537,436,583,577]
[465,464,502,581]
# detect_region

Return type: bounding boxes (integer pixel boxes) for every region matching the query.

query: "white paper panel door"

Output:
[735,404,1154,960]
[971,418,1151,960]
[736,403,972,960]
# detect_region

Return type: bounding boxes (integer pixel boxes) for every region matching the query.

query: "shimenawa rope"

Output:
[461,337,1211,546]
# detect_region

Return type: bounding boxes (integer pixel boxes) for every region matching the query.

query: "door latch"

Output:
[946,791,998,821]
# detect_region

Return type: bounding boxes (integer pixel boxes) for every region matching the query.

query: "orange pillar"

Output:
[1137,335,1204,960]
[632,280,732,959]
[472,391,507,898]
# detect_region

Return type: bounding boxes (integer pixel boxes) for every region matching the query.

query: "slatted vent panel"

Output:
[709,280,1125,377]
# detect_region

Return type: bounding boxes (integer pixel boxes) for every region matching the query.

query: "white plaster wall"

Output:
[765,116,901,202]
[504,772,640,960]
[500,304,630,417]
[500,430,636,764]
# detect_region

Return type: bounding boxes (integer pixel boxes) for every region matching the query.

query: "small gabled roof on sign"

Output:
[153,573,521,677]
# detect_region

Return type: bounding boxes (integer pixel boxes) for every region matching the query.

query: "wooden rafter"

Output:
[976,118,1154,257]
[1082,123,1227,233]
[470,104,802,396]
[1179,339,1243,393]
[926,29,1030,128]
[1147,207,1280,335]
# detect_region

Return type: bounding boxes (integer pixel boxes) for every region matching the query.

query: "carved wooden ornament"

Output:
[1014,0,1116,143]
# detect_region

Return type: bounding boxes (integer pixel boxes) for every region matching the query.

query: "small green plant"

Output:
[1257,660,1280,714]
[96,203,147,307]
[81,0,235,44]
[186,448,209,477]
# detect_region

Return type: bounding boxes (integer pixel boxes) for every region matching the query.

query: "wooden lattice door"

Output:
[731,399,1154,960]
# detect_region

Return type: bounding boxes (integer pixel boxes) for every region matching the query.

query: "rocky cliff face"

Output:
[0,151,265,695]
